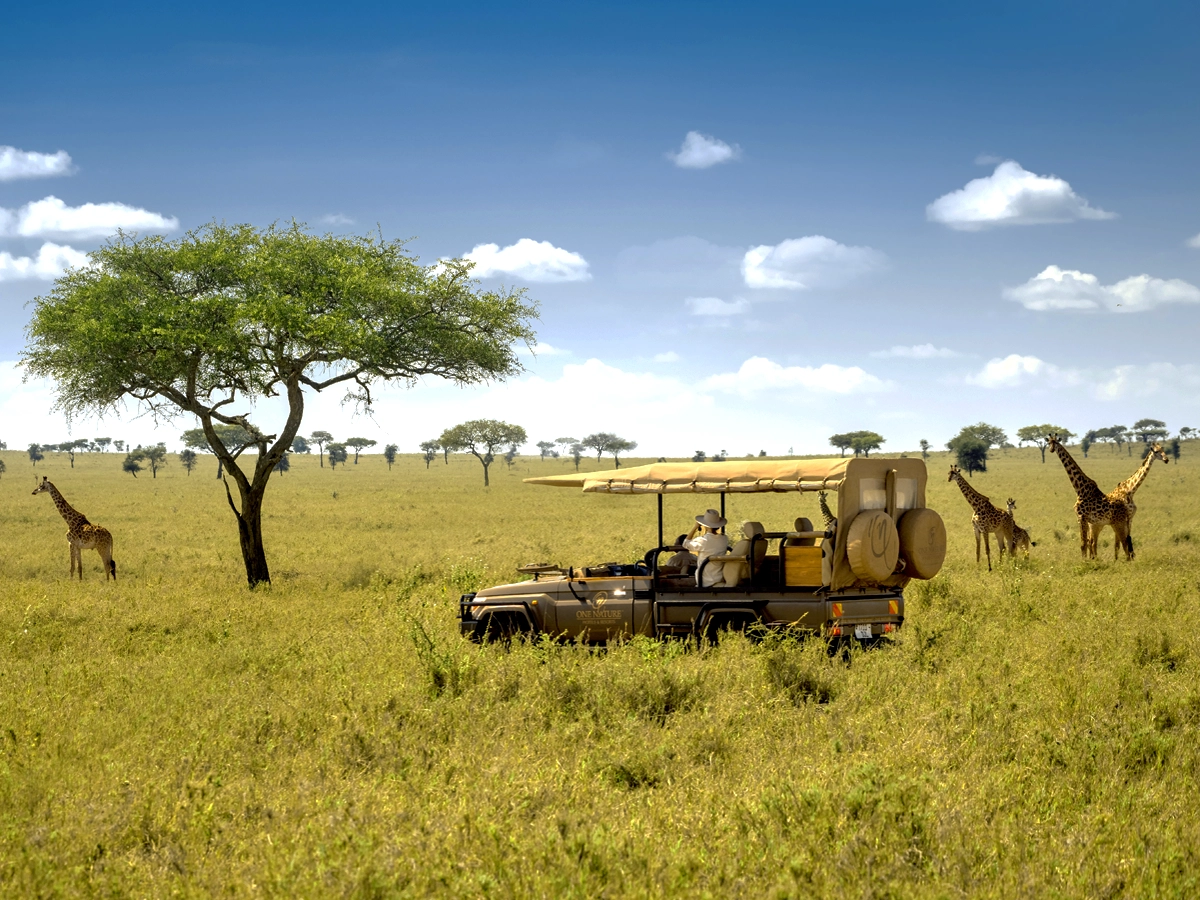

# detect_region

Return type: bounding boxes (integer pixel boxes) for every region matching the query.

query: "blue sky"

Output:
[2,1,1198,455]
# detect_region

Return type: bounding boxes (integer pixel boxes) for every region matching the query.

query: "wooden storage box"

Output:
[782,545,823,586]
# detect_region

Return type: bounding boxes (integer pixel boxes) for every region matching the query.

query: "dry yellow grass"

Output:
[1,443,1198,897]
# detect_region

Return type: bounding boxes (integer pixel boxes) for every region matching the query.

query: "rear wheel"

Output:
[702,613,760,645]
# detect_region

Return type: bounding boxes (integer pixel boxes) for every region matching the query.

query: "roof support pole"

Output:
[657,493,664,549]
[721,492,726,531]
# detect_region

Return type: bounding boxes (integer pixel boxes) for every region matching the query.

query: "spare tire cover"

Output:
[845,509,900,583]
[897,508,947,579]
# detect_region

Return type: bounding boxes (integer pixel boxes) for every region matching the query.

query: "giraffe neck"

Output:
[952,473,998,515]
[1112,449,1158,498]
[45,481,88,529]
[818,492,837,529]
[1051,442,1104,502]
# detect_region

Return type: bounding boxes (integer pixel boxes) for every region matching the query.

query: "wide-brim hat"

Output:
[695,509,726,529]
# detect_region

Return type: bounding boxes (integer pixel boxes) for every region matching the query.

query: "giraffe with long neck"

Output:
[1047,433,1133,561]
[947,465,1014,571]
[1006,498,1034,557]
[818,491,838,531]
[1107,442,1169,524]
[32,476,116,580]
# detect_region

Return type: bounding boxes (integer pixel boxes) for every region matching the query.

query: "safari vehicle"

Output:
[458,458,946,643]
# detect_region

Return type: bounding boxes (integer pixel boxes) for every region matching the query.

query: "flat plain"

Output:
[1,443,1198,898]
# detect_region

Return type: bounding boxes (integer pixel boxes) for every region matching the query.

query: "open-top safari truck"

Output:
[458,458,946,643]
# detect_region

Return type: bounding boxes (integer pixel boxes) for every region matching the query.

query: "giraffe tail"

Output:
[1124,535,1134,555]
[109,559,117,580]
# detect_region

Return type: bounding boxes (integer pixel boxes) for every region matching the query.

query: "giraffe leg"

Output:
[974,526,981,565]
[99,539,116,581]
[1078,517,1090,559]
[983,531,992,572]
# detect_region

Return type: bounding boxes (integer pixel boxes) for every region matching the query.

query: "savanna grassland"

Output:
[2,442,1199,898]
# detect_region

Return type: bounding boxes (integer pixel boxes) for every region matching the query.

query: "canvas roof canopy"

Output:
[524,459,850,494]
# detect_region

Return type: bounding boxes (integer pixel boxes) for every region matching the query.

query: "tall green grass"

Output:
[1,445,1198,897]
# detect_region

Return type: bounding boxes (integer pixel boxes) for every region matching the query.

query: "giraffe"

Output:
[1046,433,1133,561]
[1107,441,1169,527]
[32,476,116,580]
[818,491,837,531]
[947,465,1015,571]
[1005,498,1035,557]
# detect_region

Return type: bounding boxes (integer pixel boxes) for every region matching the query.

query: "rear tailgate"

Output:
[826,595,904,639]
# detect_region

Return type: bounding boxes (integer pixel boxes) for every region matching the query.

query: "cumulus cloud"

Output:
[1004,265,1200,313]
[463,238,590,282]
[870,344,960,359]
[0,146,73,181]
[742,236,884,290]
[702,356,890,396]
[927,160,1115,230]
[0,196,178,238]
[1187,233,1200,249]
[686,296,749,316]
[0,242,89,281]
[666,131,741,169]
[965,354,1082,389]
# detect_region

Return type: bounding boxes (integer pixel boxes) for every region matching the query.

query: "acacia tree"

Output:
[309,430,334,468]
[23,222,536,587]
[849,431,884,458]
[828,433,854,457]
[582,432,616,461]
[184,424,253,478]
[441,419,527,486]
[179,448,198,475]
[1132,418,1168,445]
[919,439,930,460]
[28,443,43,466]
[0,458,6,479]
[607,437,638,468]
[536,440,555,460]
[419,440,440,469]
[327,442,348,469]
[384,443,398,469]
[555,436,583,470]
[346,436,376,463]
[141,442,168,478]
[1017,424,1076,463]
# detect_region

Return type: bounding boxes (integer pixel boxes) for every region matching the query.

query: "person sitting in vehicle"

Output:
[661,534,697,575]
[686,509,731,587]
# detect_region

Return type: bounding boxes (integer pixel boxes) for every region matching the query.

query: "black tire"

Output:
[478,612,532,646]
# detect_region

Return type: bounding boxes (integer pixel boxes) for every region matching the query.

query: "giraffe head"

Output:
[947,465,960,482]
[32,476,51,496]
[1006,498,1017,515]
[1047,433,1063,453]
[1148,442,1170,464]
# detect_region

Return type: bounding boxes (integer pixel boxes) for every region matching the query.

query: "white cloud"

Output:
[463,238,590,282]
[0,242,89,281]
[1093,363,1200,400]
[741,236,884,290]
[667,131,741,169]
[1004,265,1200,313]
[0,195,178,238]
[320,213,354,226]
[870,344,960,359]
[0,146,73,181]
[926,160,1115,230]
[702,356,890,396]
[965,354,1081,389]
[653,351,680,363]
[1187,233,1200,249]
[517,342,569,357]
[686,296,749,316]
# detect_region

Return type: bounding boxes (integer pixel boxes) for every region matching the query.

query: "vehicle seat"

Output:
[784,517,816,547]
[743,521,769,569]
[715,521,768,587]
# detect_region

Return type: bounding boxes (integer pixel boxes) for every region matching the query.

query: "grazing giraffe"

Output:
[948,465,1014,571]
[1005,498,1035,557]
[1046,433,1133,561]
[32,476,116,580]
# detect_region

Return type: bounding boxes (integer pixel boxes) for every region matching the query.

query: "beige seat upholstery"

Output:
[712,521,768,587]
[784,516,816,547]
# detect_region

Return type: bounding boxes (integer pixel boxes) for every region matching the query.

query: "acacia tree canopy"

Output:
[22,222,537,586]
[441,419,527,486]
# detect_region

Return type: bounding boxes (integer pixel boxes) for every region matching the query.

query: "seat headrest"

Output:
[794,517,814,532]
[742,520,765,538]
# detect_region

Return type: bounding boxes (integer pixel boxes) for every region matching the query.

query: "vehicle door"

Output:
[557,576,634,641]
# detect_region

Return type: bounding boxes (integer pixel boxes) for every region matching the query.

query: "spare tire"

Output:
[845,509,900,583]
[897,508,946,579]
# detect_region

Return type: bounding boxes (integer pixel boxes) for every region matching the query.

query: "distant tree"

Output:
[959,422,1008,449]
[179,448,198,475]
[951,436,989,477]
[692,450,706,462]
[582,432,617,461]
[0,440,6,450]
[1016,425,1076,463]
[114,440,125,453]
[291,435,311,454]
[536,440,555,460]
[419,440,440,469]
[94,437,112,452]
[309,430,334,468]
[441,419,527,487]
[759,449,767,457]
[274,452,290,474]
[849,431,885,458]
[122,450,144,477]
[1168,438,1181,462]
[504,444,519,468]
[346,437,376,463]
[184,425,254,479]
[141,442,168,478]
[1180,426,1194,440]
[383,443,398,469]
[1081,430,1096,458]
[1132,418,1169,446]
[608,437,638,468]
[327,443,348,469]
[828,433,853,457]
[919,439,930,460]
[28,443,44,466]
[0,458,5,479]
[555,437,584,470]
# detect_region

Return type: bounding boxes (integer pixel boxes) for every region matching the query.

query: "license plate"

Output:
[854,624,873,640]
